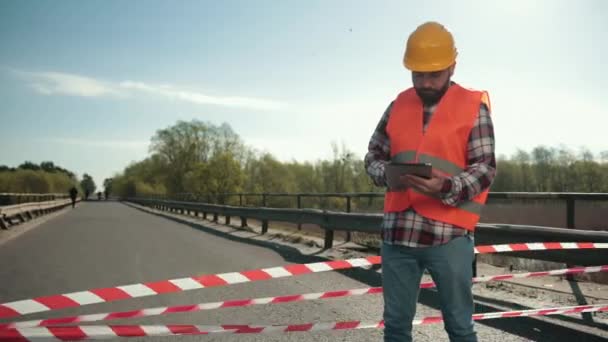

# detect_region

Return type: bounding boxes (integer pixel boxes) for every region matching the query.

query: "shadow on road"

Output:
[123,201,607,342]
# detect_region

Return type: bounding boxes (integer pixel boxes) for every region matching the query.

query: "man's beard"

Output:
[415,80,450,105]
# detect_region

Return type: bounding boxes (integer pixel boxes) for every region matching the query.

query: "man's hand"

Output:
[400,169,446,195]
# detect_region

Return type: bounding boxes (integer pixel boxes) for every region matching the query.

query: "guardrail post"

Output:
[297,195,302,230]
[241,216,248,227]
[566,197,575,229]
[472,256,477,278]
[324,227,334,249]
[345,196,352,242]
[225,215,231,225]
[213,212,218,222]
[262,193,268,234]
[564,196,591,322]
[566,198,576,282]
[0,217,8,230]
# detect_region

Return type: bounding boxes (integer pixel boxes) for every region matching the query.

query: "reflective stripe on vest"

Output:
[391,149,483,216]
[393,150,465,176]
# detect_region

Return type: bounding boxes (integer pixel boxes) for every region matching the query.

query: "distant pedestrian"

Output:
[69,186,78,208]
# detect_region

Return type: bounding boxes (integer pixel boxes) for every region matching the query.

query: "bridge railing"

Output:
[0,193,69,206]
[167,192,608,229]
[127,195,608,267]
[0,193,76,230]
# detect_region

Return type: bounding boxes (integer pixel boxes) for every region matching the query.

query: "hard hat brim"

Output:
[404,54,457,72]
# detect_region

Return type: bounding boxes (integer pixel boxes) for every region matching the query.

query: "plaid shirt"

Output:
[364,84,496,247]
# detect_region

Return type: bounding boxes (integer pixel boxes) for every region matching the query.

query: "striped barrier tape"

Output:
[0,256,380,320]
[1,242,606,320]
[1,304,606,341]
[3,265,606,329]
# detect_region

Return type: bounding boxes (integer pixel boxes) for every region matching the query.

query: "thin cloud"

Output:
[12,69,285,110]
[119,81,284,110]
[16,70,116,97]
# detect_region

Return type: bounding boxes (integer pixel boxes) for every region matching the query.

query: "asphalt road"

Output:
[0,201,605,341]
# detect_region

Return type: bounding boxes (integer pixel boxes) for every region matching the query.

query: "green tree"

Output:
[103,178,113,196]
[110,117,608,203]
[150,120,245,194]
[18,161,41,171]
[80,174,96,198]
[0,161,78,194]
[492,158,516,191]
[531,146,555,191]
[184,153,245,204]
[286,161,321,194]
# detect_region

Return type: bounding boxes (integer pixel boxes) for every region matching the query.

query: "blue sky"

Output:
[1,0,607,188]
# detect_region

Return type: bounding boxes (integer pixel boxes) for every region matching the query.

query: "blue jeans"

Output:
[382,236,477,342]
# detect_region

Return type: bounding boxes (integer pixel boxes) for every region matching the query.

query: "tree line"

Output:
[109,120,608,208]
[0,161,99,199]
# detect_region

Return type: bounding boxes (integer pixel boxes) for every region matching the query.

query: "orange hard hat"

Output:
[403,22,458,72]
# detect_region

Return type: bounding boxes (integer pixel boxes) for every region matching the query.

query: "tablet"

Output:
[385,162,432,189]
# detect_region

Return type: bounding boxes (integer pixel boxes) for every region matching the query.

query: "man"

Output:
[69,186,78,208]
[364,21,496,342]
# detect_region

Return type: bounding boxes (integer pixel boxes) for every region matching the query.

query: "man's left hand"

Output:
[401,170,446,195]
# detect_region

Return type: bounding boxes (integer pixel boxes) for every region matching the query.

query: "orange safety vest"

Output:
[384,83,491,231]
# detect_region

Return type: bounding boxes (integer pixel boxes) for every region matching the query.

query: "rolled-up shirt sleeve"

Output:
[364,102,394,187]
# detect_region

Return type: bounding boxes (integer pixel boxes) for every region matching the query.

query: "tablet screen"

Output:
[385,162,432,189]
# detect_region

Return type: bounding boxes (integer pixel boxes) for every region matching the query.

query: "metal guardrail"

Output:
[167,192,608,230]
[170,192,608,203]
[0,193,70,206]
[0,198,76,230]
[128,197,608,267]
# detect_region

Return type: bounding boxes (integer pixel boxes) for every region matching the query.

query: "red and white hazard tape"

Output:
[473,242,607,254]
[1,242,606,320]
[1,304,606,341]
[0,256,380,320]
[3,265,606,330]
[433,264,608,287]
[418,303,608,325]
